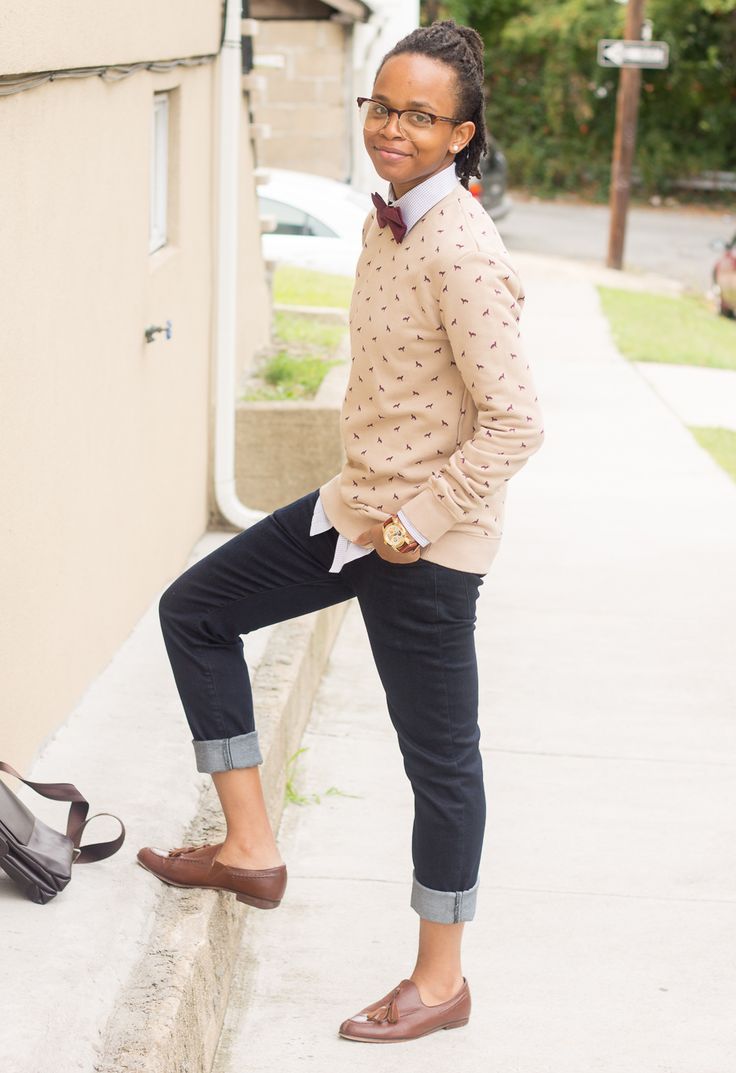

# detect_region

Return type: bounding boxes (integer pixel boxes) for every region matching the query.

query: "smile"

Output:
[374,145,410,160]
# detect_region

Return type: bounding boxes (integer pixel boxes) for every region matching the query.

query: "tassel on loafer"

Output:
[339,977,471,1043]
[136,843,287,909]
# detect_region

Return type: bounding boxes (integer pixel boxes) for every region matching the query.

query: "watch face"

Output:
[383,522,405,549]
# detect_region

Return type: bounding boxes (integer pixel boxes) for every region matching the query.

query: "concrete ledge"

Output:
[235,401,344,513]
[95,601,349,1073]
[314,360,349,408]
[273,303,348,322]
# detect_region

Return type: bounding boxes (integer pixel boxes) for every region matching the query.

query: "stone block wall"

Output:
[252,20,350,181]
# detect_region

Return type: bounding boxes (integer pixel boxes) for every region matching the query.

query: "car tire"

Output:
[713,280,735,319]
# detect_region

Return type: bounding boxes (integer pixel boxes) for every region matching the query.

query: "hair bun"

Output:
[432,19,485,78]
[454,24,485,75]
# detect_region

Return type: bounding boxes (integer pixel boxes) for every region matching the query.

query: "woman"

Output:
[138,19,544,1044]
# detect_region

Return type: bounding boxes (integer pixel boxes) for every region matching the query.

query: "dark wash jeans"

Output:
[158,489,486,924]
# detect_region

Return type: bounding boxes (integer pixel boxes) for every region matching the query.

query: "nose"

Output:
[381,108,404,138]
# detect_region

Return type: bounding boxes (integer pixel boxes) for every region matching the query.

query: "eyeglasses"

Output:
[357,97,463,138]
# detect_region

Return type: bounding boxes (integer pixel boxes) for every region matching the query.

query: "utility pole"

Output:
[606,0,645,269]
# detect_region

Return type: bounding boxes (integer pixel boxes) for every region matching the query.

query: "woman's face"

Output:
[363,52,475,199]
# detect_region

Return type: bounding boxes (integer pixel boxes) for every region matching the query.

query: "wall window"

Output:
[149,94,169,253]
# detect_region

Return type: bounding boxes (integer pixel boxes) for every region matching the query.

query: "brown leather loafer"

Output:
[338,977,471,1043]
[136,843,287,909]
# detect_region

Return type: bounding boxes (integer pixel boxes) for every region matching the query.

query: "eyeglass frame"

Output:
[356,96,465,135]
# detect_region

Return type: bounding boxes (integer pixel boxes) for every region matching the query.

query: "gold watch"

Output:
[382,516,419,553]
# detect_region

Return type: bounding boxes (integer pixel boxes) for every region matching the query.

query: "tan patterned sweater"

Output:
[320,183,545,574]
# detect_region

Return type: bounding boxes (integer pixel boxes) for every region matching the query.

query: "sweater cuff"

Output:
[398,488,461,545]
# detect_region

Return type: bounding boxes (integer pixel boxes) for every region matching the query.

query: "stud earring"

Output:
[451,145,458,151]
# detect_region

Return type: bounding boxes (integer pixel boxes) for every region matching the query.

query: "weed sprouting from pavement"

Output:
[284,746,361,807]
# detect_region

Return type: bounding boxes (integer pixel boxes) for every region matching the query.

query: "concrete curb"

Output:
[273,302,348,322]
[512,249,686,296]
[95,601,349,1073]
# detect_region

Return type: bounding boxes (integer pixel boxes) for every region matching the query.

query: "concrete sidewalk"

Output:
[213,266,736,1073]
[0,532,256,1073]
[634,361,736,433]
[0,529,346,1073]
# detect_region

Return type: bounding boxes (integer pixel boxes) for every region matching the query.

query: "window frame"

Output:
[149,93,169,254]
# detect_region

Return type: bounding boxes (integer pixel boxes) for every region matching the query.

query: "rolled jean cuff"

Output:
[410,869,480,924]
[192,730,263,773]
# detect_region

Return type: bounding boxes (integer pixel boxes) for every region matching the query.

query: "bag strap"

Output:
[0,761,125,864]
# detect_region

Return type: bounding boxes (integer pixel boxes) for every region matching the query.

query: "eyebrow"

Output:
[372,93,439,111]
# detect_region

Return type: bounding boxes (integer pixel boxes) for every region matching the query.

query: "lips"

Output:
[374,144,410,159]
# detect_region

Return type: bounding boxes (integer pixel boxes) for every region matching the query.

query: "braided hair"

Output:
[376,19,488,190]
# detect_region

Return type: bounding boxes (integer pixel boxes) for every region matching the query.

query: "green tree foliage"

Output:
[429,0,736,197]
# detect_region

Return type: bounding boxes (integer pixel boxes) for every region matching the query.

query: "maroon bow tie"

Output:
[371,192,407,244]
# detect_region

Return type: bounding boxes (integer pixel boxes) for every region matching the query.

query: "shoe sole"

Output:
[338,1017,469,1042]
[136,857,282,909]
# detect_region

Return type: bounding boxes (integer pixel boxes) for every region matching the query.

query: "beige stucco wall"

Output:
[0,1,222,73]
[252,20,351,181]
[0,10,270,770]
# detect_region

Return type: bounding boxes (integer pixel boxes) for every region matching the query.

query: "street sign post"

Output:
[597,38,670,69]
[602,2,670,270]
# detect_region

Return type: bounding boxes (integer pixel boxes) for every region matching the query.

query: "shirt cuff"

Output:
[396,510,430,548]
[310,494,333,536]
[397,488,461,545]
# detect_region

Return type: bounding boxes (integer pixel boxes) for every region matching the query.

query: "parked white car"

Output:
[257,168,372,277]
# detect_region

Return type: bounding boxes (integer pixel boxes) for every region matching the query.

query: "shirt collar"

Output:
[387,163,460,236]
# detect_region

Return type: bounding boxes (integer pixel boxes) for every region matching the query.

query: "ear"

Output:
[450,119,475,155]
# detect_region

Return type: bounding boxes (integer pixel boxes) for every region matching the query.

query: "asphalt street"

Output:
[498,195,735,295]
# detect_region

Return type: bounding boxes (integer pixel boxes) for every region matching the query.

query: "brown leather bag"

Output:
[0,761,125,904]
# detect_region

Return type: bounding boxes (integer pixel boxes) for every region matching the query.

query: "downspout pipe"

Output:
[213,0,265,529]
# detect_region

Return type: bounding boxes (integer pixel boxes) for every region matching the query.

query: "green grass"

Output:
[273,310,345,353]
[244,308,344,401]
[597,287,736,371]
[689,427,736,483]
[273,265,353,309]
[244,267,351,399]
[254,351,339,400]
